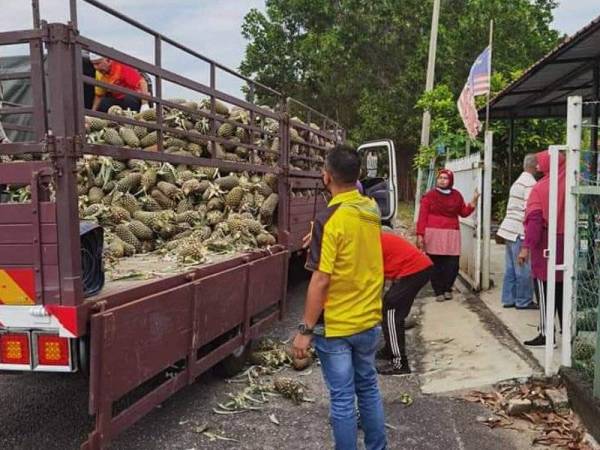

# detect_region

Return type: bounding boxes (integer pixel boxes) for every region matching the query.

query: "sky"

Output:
[1,1,599,98]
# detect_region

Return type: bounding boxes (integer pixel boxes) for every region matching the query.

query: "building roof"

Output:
[485,14,600,119]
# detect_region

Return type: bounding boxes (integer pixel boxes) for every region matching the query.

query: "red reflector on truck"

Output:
[37,334,69,366]
[0,333,30,365]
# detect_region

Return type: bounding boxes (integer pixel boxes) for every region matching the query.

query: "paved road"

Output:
[0,268,534,450]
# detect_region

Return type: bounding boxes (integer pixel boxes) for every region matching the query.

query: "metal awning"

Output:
[484,14,600,119]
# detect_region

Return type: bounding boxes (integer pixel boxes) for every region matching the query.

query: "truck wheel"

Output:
[216,341,251,378]
[77,336,90,377]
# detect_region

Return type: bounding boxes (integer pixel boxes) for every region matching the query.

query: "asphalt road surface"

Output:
[0,266,535,450]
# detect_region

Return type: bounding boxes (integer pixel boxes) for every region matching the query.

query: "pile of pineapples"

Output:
[86,100,273,166]
[78,155,279,264]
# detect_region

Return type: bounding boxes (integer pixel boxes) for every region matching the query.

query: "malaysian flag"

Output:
[468,46,491,96]
[457,83,481,139]
[457,46,491,138]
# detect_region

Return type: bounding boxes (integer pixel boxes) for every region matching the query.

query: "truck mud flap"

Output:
[82,249,288,450]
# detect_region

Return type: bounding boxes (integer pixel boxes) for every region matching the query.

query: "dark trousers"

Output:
[98,94,141,113]
[382,267,432,361]
[428,254,459,296]
[535,279,564,337]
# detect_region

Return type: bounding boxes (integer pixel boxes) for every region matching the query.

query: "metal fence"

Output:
[572,147,600,397]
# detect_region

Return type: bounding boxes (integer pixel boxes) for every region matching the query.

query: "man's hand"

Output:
[291,332,312,359]
[416,235,424,250]
[302,221,313,249]
[140,103,150,113]
[517,247,529,266]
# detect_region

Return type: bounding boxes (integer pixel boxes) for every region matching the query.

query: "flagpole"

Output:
[485,19,494,132]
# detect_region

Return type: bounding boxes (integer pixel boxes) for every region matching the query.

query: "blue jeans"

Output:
[501,237,533,307]
[314,326,386,450]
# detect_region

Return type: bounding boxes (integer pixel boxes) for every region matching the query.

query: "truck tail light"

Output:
[36,334,70,366]
[0,332,31,365]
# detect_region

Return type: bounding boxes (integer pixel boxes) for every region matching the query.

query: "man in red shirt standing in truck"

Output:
[90,54,150,113]
[377,232,433,375]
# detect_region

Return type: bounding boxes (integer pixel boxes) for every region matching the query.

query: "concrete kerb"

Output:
[454,276,544,376]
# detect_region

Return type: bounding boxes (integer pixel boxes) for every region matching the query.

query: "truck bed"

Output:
[88,251,244,302]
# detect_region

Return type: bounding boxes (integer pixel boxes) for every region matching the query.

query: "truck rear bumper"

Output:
[0,304,78,338]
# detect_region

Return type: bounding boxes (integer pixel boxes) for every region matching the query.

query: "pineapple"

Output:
[176,197,195,213]
[257,233,276,247]
[119,127,140,147]
[105,206,131,224]
[116,172,142,193]
[133,124,148,139]
[263,173,278,192]
[88,117,108,132]
[243,218,263,235]
[165,137,187,149]
[206,210,224,226]
[87,186,104,204]
[177,240,206,264]
[140,195,162,212]
[115,223,142,252]
[140,108,157,122]
[151,188,176,209]
[107,105,124,116]
[157,181,182,200]
[181,178,201,196]
[207,197,225,211]
[113,192,140,214]
[103,128,124,146]
[260,193,279,219]
[225,186,244,209]
[128,220,154,240]
[193,226,212,241]
[140,168,158,192]
[214,174,239,191]
[176,211,200,225]
[273,377,305,403]
[140,131,158,148]
[227,217,245,234]
[255,182,273,197]
[107,238,125,258]
[82,203,104,217]
[217,122,235,138]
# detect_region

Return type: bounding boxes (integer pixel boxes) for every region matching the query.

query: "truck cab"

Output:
[358,139,398,227]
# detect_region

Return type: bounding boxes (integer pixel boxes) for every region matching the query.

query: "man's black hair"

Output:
[325,144,360,184]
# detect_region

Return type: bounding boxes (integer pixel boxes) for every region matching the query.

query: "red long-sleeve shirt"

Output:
[416,189,475,236]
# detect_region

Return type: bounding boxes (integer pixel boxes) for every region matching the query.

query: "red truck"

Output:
[0,2,398,448]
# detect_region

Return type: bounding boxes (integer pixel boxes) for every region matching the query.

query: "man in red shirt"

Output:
[377,232,433,375]
[90,54,149,113]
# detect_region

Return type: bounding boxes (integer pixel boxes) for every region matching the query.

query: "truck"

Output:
[0,1,398,448]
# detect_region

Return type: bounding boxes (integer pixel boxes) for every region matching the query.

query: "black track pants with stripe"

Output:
[382,267,432,360]
[534,279,564,337]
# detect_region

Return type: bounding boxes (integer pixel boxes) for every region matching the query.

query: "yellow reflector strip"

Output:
[0,270,34,305]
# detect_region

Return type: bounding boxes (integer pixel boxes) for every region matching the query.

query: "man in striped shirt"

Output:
[497,154,538,309]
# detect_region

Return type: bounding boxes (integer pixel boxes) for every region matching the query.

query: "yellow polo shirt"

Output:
[305,189,383,337]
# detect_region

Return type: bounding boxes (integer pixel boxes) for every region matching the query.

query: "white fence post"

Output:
[562,96,582,367]
[481,131,493,290]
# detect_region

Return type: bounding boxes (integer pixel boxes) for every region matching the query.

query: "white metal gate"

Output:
[446,152,483,290]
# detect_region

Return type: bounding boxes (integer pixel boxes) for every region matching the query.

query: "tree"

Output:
[240,0,562,201]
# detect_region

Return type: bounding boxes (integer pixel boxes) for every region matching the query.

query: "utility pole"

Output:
[414,0,441,221]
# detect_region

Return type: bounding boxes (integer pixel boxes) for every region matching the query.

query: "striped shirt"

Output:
[497,172,537,242]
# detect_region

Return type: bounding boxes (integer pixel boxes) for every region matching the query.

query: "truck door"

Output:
[357,140,398,224]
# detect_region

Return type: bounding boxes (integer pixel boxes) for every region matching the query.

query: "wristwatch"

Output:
[297,323,314,335]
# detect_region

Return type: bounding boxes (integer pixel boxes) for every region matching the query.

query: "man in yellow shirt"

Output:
[292,145,386,450]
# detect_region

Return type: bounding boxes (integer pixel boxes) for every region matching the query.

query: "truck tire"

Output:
[216,341,251,378]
